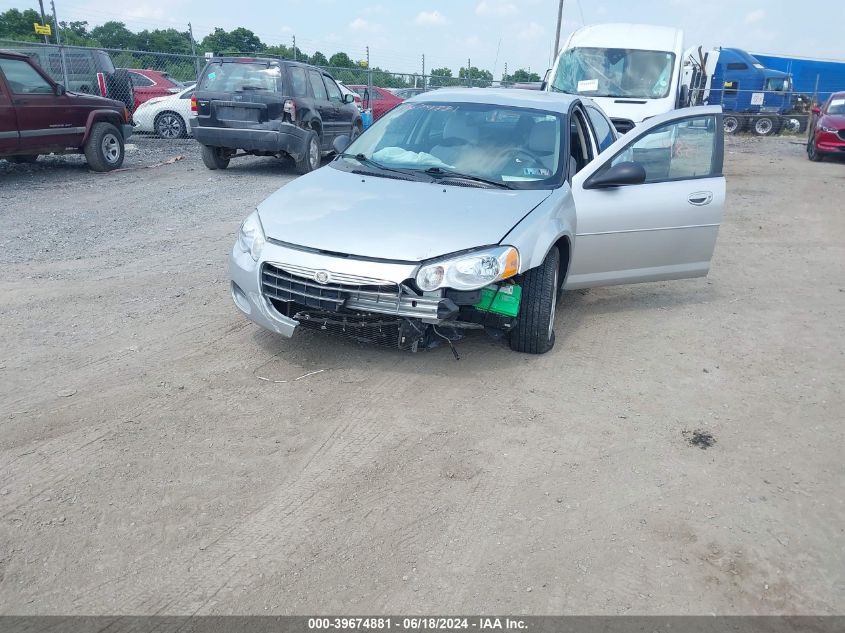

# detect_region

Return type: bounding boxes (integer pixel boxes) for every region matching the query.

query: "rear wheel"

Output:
[509,247,559,354]
[296,130,320,175]
[154,112,186,139]
[84,122,124,171]
[752,115,778,136]
[201,145,230,170]
[7,155,39,164]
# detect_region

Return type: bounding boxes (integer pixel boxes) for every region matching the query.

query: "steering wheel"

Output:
[492,147,546,172]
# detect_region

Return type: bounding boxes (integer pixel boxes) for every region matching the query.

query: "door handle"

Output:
[688,191,713,206]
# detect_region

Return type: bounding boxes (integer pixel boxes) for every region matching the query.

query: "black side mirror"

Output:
[342,93,355,104]
[332,134,351,154]
[585,161,647,189]
[55,83,66,96]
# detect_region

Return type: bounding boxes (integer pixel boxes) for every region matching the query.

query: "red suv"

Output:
[1,50,133,171]
[125,69,182,111]
[808,92,845,162]
[348,85,403,120]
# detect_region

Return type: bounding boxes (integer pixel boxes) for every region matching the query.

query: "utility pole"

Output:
[292,35,296,61]
[50,0,67,86]
[421,54,425,90]
[553,0,565,58]
[366,46,371,100]
[37,0,49,43]
[504,62,508,85]
[467,57,471,87]
[188,22,200,80]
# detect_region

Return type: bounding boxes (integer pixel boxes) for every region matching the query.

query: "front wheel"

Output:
[509,247,560,354]
[201,145,230,170]
[723,115,743,135]
[155,112,186,139]
[807,136,824,162]
[84,122,124,172]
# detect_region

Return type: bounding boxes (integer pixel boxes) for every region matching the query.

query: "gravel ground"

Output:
[0,134,843,615]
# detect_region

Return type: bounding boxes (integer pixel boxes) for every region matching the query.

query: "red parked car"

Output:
[124,69,182,111]
[348,85,403,120]
[808,91,845,162]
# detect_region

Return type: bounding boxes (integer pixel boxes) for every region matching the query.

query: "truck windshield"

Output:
[198,61,281,92]
[551,47,676,99]
[765,77,790,92]
[337,102,564,190]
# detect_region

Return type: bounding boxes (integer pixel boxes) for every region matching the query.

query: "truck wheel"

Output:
[84,122,125,171]
[723,115,743,135]
[296,130,320,175]
[752,116,778,136]
[8,155,39,164]
[155,112,186,139]
[201,145,230,170]
[509,247,559,355]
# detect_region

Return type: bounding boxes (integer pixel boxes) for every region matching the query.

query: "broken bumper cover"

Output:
[228,241,461,343]
[190,120,308,157]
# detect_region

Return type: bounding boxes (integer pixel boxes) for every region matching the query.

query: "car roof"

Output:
[0,49,32,60]
[210,56,319,70]
[408,88,581,114]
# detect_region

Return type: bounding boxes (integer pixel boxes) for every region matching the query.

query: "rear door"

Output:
[322,73,352,136]
[566,106,724,289]
[307,69,334,148]
[0,57,85,152]
[0,66,20,153]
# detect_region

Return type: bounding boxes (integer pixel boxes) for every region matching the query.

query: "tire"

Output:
[201,145,230,170]
[154,112,186,139]
[296,130,320,175]
[752,115,778,136]
[84,122,124,172]
[509,247,560,354]
[723,115,743,135]
[8,155,39,164]
[807,135,824,162]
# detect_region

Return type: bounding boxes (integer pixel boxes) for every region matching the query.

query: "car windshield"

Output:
[336,102,563,190]
[198,61,281,92]
[827,98,845,115]
[551,47,676,99]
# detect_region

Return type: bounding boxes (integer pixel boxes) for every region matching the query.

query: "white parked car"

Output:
[132,84,196,138]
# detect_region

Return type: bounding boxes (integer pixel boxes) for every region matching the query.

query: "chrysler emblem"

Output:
[313,270,331,284]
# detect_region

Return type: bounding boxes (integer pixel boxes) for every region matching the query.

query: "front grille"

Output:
[611,118,636,134]
[261,262,400,313]
[275,301,418,349]
[838,130,845,141]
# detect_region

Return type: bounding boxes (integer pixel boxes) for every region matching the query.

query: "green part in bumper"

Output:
[474,284,522,318]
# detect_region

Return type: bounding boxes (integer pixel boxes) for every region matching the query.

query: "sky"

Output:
[6,0,842,74]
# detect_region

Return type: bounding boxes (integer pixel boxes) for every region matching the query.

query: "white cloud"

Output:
[744,9,766,24]
[475,0,518,17]
[349,17,370,30]
[516,21,544,41]
[415,10,447,26]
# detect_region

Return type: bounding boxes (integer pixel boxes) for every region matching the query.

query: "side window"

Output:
[569,109,594,173]
[0,58,53,94]
[308,70,328,100]
[585,106,615,153]
[323,75,342,103]
[288,67,307,97]
[610,115,719,183]
[370,89,384,101]
[130,72,155,87]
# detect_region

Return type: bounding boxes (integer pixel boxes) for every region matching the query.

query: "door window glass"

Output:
[585,105,615,152]
[569,109,593,173]
[308,70,328,100]
[0,58,53,94]
[323,75,342,103]
[288,67,307,97]
[610,115,718,182]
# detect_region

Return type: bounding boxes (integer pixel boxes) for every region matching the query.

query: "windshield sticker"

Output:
[577,79,599,92]
[406,103,456,111]
[207,72,216,80]
[523,167,551,177]
[831,99,845,107]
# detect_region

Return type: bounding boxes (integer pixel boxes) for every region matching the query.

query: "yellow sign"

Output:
[33,23,52,35]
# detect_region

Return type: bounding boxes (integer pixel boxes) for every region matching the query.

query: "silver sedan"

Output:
[229,89,724,354]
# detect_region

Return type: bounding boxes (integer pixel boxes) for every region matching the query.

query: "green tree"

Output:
[328,52,355,68]
[507,68,541,83]
[459,65,492,87]
[0,8,44,41]
[310,51,328,67]
[57,20,93,45]
[136,28,192,54]
[90,21,137,49]
[429,66,459,87]
[201,27,264,54]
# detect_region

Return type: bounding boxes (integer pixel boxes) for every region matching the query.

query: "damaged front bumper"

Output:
[229,241,512,350]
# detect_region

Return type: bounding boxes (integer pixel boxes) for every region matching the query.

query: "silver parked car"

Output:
[229,89,724,354]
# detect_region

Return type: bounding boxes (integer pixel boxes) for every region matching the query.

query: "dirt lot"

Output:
[0,135,843,615]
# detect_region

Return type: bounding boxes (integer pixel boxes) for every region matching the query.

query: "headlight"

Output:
[416,246,519,292]
[238,210,265,262]
[821,125,837,133]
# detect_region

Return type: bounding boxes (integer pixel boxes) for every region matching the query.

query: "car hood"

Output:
[822,114,845,128]
[65,91,124,109]
[257,165,551,262]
